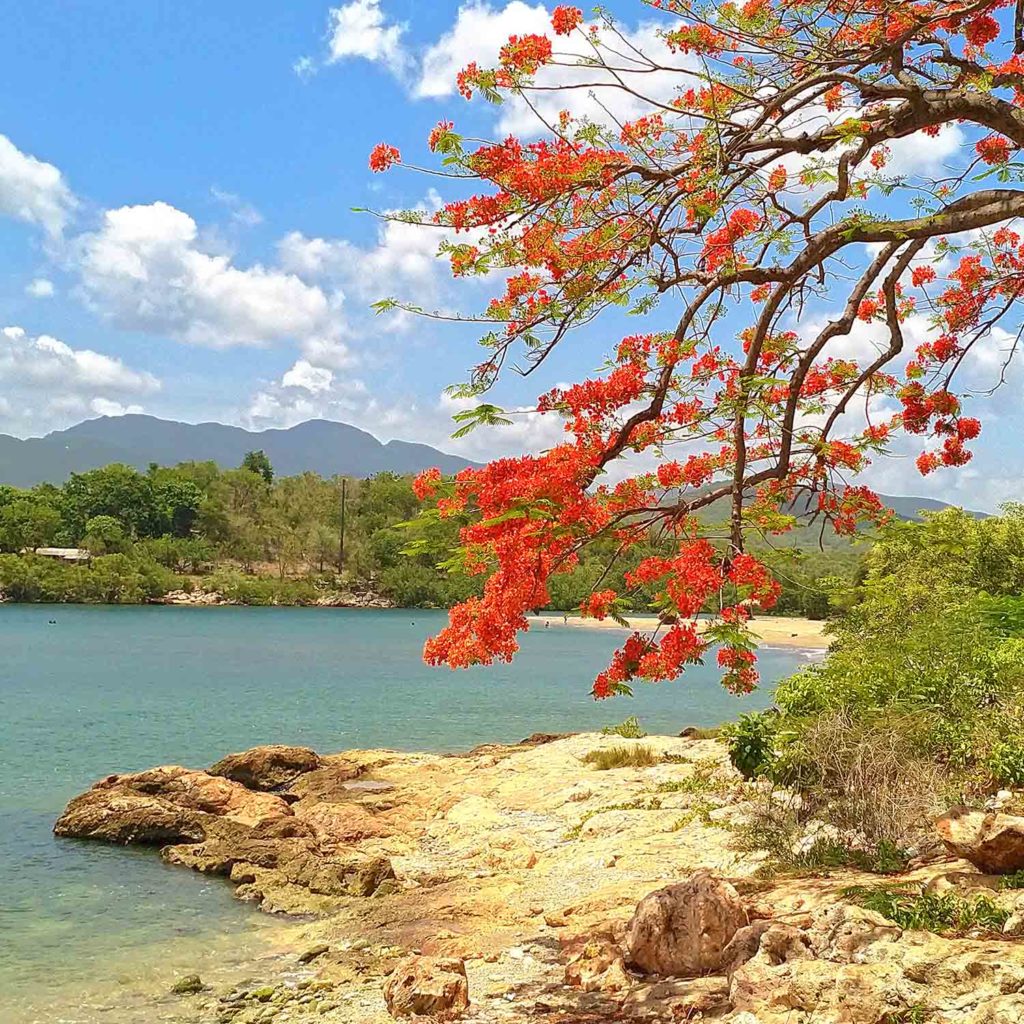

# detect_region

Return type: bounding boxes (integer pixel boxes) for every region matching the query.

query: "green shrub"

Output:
[987,737,1024,786]
[601,716,647,739]
[842,884,1009,934]
[723,712,778,780]
[582,744,660,771]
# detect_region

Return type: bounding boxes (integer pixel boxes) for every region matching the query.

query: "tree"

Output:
[241,450,275,484]
[83,515,128,555]
[0,497,62,552]
[61,465,161,540]
[374,1,1024,697]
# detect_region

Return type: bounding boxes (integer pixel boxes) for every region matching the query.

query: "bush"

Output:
[723,712,778,780]
[601,716,647,739]
[794,712,951,849]
[987,736,1024,787]
[582,744,660,770]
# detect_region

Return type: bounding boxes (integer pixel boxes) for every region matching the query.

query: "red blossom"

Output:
[368,143,400,172]
[551,6,583,35]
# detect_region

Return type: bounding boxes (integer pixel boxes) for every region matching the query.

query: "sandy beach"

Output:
[530,613,829,650]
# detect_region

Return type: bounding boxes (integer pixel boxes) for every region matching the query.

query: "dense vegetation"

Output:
[0,454,862,610]
[722,505,1024,868]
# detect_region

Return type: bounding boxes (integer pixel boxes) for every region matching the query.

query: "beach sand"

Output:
[530,612,828,650]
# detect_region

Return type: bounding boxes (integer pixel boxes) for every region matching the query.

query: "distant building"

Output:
[33,547,91,563]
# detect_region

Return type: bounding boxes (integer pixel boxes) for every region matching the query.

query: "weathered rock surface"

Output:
[625,870,749,976]
[210,745,322,791]
[382,955,469,1018]
[50,734,1024,1024]
[936,806,1024,873]
[53,765,293,844]
[55,758,396,909]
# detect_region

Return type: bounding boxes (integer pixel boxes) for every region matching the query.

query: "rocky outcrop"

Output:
[382,956,469,1018]
[936,806,1024,873]
[209,745,322,791]
[49,735,1024,1024]
[53,765,293,844]
[625,870,749,976]
[55,758,395,910]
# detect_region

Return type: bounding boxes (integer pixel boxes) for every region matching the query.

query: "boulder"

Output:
[625,870,749,977]
[936,807,1024,873]
[209,745,321,791]
[383,955,469,1018]
[53,766,292,844]
[170,974,205,994]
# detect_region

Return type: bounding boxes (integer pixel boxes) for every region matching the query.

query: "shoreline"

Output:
[37,731,1024,1024]
[0,600,830,650]
[530,612,829,650]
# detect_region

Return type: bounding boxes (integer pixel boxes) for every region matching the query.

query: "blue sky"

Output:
[0,1,1020,510]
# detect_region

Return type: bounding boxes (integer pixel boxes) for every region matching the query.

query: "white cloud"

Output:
[26,277,55,298]
[281,358,335,392]
[74,201,349,355]
[279,215,446,302]
[0,325,159,436]
[326,0,409,75]
[416,4,694,134]
[416,1,549,99]
[89,397,144,417]
[0,134,76,237]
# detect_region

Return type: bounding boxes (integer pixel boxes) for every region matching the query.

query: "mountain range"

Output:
[0,415,479,487]
[0,415,985,521]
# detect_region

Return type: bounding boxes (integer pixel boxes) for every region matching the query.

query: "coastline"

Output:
[530,612,829,650]
[38,731,1024,1024]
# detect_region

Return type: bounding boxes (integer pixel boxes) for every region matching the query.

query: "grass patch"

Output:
[563,796,663,840]
[842,884,1009,935]
[670,797,720,831]
[655,758,727,795]
[601,716,647,739]
[999,868,1024,890]
[582,744,660,771]
[788,838,909,875]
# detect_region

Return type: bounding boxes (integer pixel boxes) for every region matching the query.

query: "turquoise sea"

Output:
[0,605,814,1022]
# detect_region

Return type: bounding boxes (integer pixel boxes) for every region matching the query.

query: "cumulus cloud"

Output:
[75,201,349,357]
[0,325,159,435]
[25,277,55,298]
[294,0,410,78]
[281,358,335,393]
[279,205,454,304]
[0,134,77,237]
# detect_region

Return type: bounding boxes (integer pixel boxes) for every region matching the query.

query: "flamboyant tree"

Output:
[371,0,1024,697]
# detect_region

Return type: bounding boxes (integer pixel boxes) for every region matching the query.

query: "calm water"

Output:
[0,606,813,1021]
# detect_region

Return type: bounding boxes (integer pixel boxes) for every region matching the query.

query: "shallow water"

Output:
[0,605,814,1021]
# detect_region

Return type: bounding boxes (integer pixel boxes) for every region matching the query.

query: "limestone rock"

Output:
[564,936,632,993]
[382,955,469,1018]
[209,745,321,791]
[53,765,292,844]
[936,807,1024,873]
[625,870,749,977]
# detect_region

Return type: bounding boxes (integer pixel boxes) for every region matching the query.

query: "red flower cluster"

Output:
[702,208,761,273]
[498,34,553,74]
[976,135,1012,165]
[551,6,583,35]
[368,143,400,172]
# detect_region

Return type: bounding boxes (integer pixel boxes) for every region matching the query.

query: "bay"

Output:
[0,605,815,1021]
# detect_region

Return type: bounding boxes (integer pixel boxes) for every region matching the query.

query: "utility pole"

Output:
[338,478,347,574]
